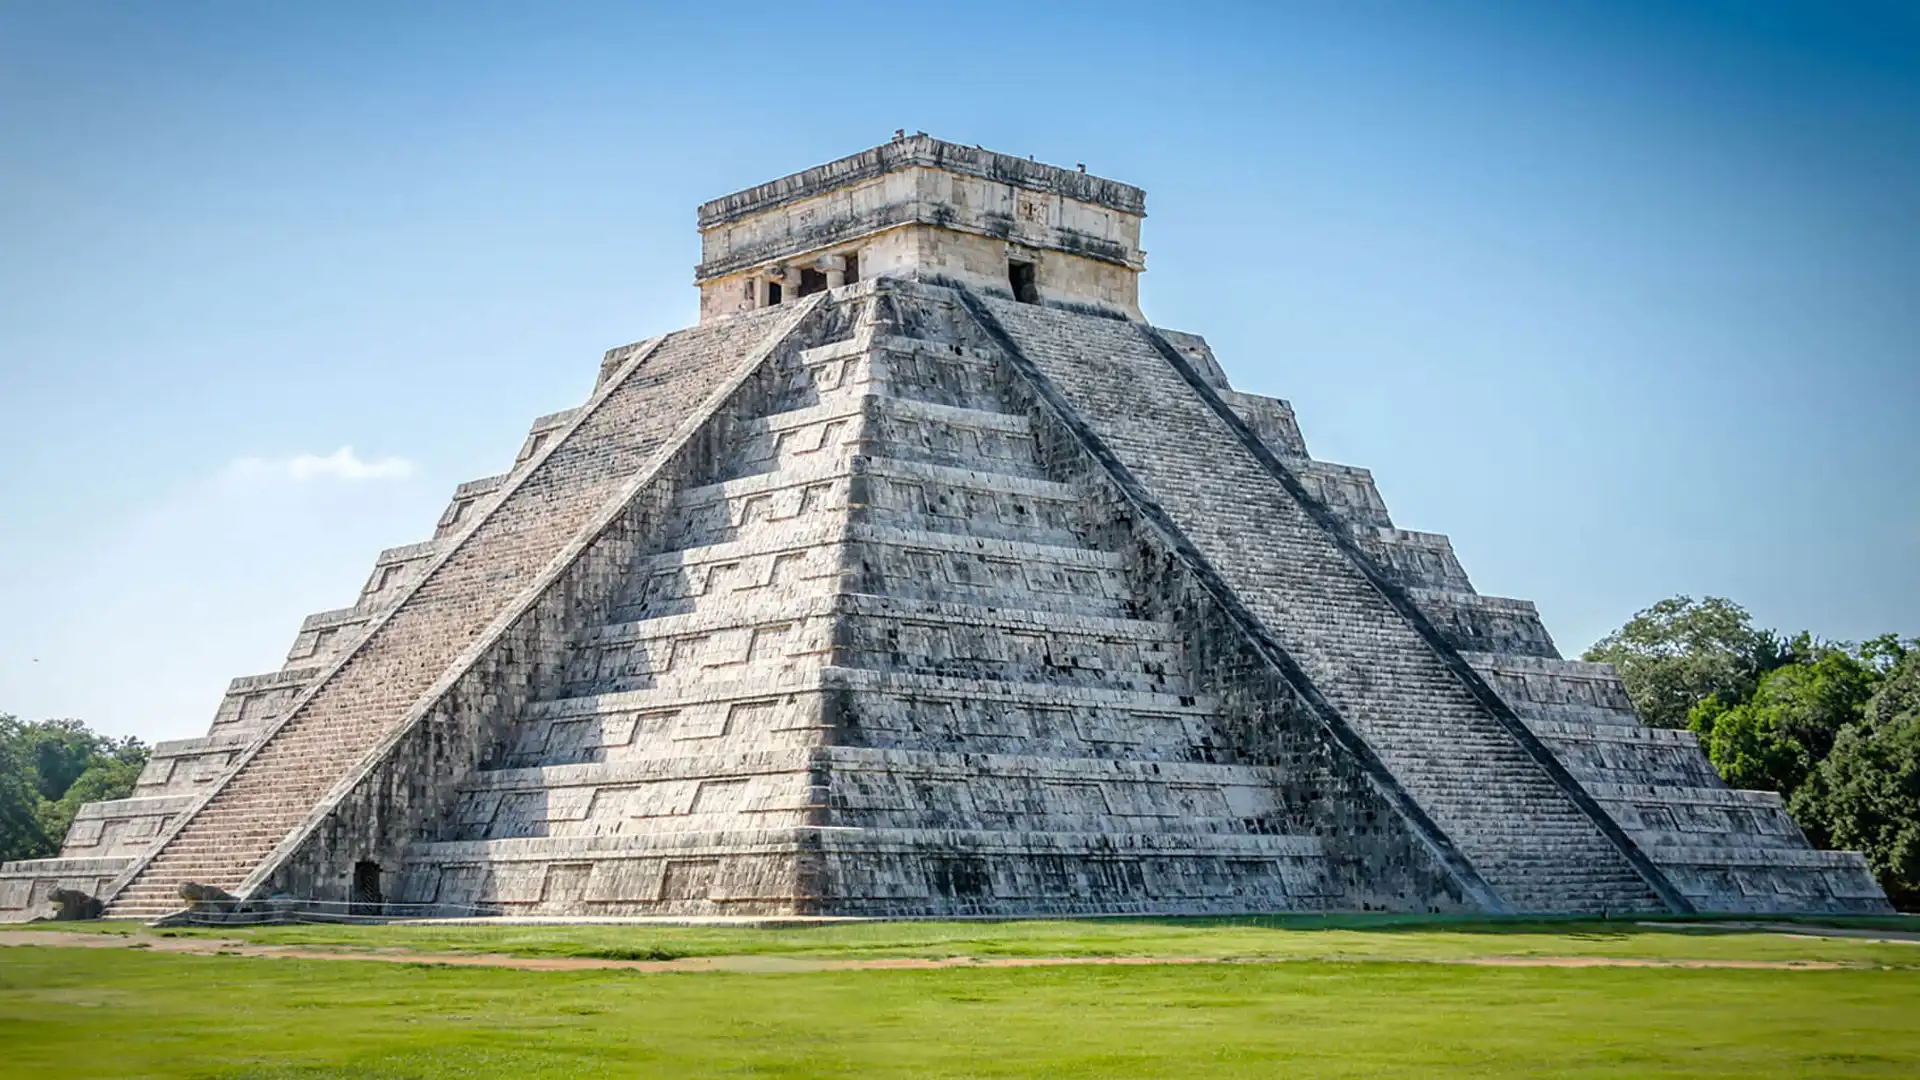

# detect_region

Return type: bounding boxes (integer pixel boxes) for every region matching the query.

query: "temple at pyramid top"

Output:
[694,132,1148,322]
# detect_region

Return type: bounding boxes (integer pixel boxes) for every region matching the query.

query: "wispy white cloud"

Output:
[225,446,417,483]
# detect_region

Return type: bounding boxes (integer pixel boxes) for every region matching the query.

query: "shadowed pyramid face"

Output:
[3,139,1888,924]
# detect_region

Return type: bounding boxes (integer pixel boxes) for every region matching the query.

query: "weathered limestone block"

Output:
[282,605,378,669]
[1221,391,1311,460]
[1409,589,1559,659]
[434,473,508,539]
[355,540,443,608]
[1157,330,1232,390]
[133,733,256,797]
[50,796,198,859]
[1351,527,1476,592]
[0,858,129,923]
[1465,654,1640,719]
[207,668,320,737]
[1287,461,1396,530]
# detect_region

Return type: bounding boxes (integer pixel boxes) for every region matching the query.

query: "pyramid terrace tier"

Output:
[805,331,1019,413]
[1635,845,1891,914]
[662,457,1090,553]
[397,828,1333,918]
[613,522,1132,624]
[1408,589,1559,659]
[434,747,1305,843]
[1515,700,1894,913]
[717,392,1043,480]
[558,594,1187,698]
[0,858,136,922]
[38,795,199,861]
[131,732,259,799]
[493,671,1226,772]
[204,666,322,739]
[1463,654,1644,720]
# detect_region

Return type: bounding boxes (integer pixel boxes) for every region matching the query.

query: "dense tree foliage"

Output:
[1686,638,1883,797]
[0,717,47,865]
[0,714,149,864]
[1588,603,1918,909]
[1582,596,1788,730]
[1790,649,1920,910]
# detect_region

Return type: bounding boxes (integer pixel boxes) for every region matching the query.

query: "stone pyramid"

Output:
[2,135,1889,921]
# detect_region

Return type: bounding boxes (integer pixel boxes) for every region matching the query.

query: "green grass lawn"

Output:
[1,945,1916,1079]
[6,912,1917,967]
[3,917,1917,1078]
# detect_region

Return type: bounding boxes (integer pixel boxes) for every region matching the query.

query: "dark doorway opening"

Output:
[352,860,383,917]
[767,281,783,306]
[798,267,829,297]
[1008,260,1039,303]
[844,253,859,284]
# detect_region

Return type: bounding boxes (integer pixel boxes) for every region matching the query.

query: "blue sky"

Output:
[2,1,1915,743]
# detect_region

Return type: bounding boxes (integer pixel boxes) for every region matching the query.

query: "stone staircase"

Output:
[389,284,1334,917]
[103,306,804,918]
[976,294,1667,914]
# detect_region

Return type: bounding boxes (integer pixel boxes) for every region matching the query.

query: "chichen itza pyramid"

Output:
[1,135,1891,920]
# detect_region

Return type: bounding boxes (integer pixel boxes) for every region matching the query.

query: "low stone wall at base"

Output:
[0,857,133,922]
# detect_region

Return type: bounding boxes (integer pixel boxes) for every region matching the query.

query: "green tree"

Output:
[0,713,149,863]
[0,715,52,863]
[1791,649,1920,909]
[1862,637,1920,725]
[1582,596,1787,729]
[22,717,112,801]
[36,742,150,854]
[1689,643,1883,797]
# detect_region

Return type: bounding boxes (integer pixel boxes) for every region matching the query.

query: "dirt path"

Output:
[0,930,1860,973]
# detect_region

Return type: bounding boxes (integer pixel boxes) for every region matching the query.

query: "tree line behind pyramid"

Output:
[0,137,1907,919]
[1584,597,1920,910]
